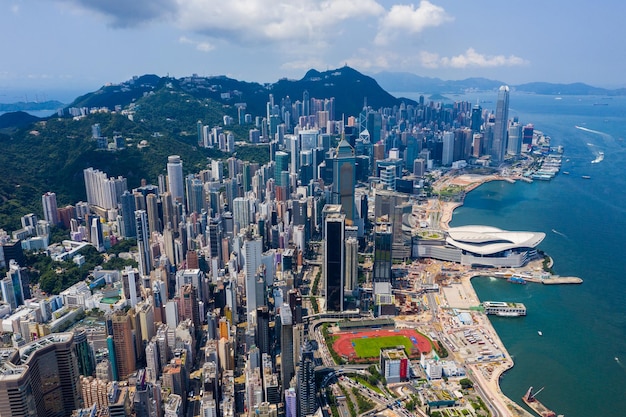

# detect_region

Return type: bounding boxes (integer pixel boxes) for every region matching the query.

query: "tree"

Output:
[460,378,474,389]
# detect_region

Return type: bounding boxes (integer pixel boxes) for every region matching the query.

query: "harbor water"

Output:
[445,93,626,417]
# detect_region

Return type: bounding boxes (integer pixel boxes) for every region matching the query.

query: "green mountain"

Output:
[65,66,415,118]
[0,111,41,132]
[0,91,228,231]
[0,66,411,231]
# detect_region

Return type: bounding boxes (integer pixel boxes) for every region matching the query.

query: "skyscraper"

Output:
[146,193,161,235]
[110,311,136,380]
[0,333,81,417]
[42,191,59,225]
[297,342,317,417]
[442,131,455,166]
[275,151,289,187]
[491,85,510,163]
[83,168,127,210]
[332,138,356,223]
[135,210,152,277]
[280,306,294,393]
[244,236,263,322]
[119,191,137,238]
[323,205,345,312]
[167,155,184,204]
[344,237,358,292]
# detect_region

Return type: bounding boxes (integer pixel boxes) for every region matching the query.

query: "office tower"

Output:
[42,191,59,225]
[373,223,393,283]
[413,158,426,177]
[492,85,510,163]
[186,176,205,215]
[285,388,297,417]
[256,306,271,355]
[280,306,294,393]
[522,123,534,145]
[122,266,141,307]
[74,329,96,377]
[332,138,356,223]
[297,342,317,417]
[135,210,152,277]
[373,223,393,313]
[233,197,251,232]
[167,155,184,203]
[442,131,454,166]
[110,311,136,380]
[0,276,17,310]
[275,151,289,187]
[471,104,482,132]
[146,193,161,235]
[507,121,523,156]
[207,217,223,266]
[120,191,137,238]
[302,90,310,117]
[345,237,358,292]
[244,237,263,322]
[323,205,345,312]
[145,340,160,382]
[161,191,175,230]
[0,333,81,417]
[178,284,200,330]
[134,369,159,417]
[90,215,104,251]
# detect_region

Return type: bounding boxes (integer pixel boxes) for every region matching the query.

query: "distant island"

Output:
[373,71,626,95]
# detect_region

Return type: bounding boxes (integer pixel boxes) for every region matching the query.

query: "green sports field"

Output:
[351,335,412,358]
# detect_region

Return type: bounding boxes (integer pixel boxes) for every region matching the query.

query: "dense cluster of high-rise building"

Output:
[0,79,530,416]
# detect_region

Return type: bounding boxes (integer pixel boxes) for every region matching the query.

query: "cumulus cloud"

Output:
[281,59,327,71]
[375,1,452,45]
[420,48,528,69]
[179,36,214,52]
[54,0,384,45]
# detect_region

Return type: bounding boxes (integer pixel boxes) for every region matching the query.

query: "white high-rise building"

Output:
[83,168,127,210]
[492,85,510,163]
[243,237,263,323]
[442,131,455,166]
[42,192,59,225]
[167,155,184,203]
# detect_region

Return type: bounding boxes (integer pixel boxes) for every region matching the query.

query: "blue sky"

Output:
[1,0,625,101]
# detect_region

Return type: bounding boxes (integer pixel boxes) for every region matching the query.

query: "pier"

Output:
[490,272,583,285]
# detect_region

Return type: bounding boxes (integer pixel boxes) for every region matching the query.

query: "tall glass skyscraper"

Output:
[323,205,345,312]
[491,85,510,163]
[332,138,356,223]
[166,155,184,203]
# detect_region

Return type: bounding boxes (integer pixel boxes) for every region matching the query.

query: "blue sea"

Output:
[398,91,626,417]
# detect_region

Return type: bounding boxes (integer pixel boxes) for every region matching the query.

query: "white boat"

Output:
[591,152,604,164]
[538,331,543,336]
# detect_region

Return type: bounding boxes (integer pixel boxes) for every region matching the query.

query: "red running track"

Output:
[332,328,432,359]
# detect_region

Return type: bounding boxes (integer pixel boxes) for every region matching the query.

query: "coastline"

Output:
[438,174,535,417]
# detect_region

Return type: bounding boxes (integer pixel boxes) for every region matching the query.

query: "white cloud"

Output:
[195,42,213,52]
[420,48,528,69]
[57,0,385,46]
[281,59,327,71]
[375,1,452,45]
[176,0,384,45]
[179,36,214,52]
[11,4,20,14]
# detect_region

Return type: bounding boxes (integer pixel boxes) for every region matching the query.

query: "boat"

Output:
[538,331,543,336]
[495,311,524,317]
[591,151,604,163]
[507,276,527,285]
[581,175,591,179]
[563,171,570,175]
[523,387,558,417]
